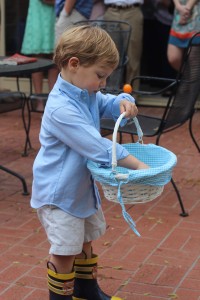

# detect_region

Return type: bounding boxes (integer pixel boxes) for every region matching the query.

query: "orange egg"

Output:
[123,84,133,94]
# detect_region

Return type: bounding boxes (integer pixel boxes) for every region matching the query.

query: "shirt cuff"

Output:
[112,93,136,126]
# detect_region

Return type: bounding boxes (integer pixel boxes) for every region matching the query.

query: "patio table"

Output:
[0,57,55,195]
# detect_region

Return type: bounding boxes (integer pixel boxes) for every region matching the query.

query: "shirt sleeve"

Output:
[97,91,136,126]
[44,104,130,168]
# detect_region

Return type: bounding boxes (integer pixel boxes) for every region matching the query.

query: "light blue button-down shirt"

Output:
[31,74,135,218]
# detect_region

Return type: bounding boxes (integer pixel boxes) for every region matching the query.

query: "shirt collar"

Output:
[56,73,91,104]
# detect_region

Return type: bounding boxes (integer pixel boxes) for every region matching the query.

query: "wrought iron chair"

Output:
[23,92,49,155]
[100,31,200,217]
[20,61,56,155]
[0,91,29,195]
[75,20,131,92]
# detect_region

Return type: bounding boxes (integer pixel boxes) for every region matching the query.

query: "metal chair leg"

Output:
[171,177,188,217]
[21,95,32,156]
[22,97,33,156]
[0,165,29,196]
[156,136,188,217]
[189,114,200,153]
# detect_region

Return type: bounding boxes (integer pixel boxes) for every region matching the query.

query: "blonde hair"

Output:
[54,25,119,70]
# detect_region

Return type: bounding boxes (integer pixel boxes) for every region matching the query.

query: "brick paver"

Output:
[0,109,199,300]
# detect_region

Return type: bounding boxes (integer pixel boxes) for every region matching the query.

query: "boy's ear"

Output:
[68,57,80,70]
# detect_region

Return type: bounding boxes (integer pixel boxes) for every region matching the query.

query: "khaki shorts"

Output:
[37,206,106,255]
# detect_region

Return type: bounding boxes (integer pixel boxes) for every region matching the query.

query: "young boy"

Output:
[31,25,148,300]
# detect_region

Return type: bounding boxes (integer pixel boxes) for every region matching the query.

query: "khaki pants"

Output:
[104,6,143,89]
[55,8,87,46]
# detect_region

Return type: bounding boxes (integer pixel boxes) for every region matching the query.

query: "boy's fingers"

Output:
[120,101,138,117]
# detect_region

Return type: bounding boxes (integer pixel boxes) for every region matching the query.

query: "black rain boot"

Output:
[73,254,122,300]
[47,261,74,300]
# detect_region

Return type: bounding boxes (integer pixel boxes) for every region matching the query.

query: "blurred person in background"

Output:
[142,0,176,81]
[21,0,58,99]
[167,0,200,71]
[55,0,93,45]
[103,0,144,89]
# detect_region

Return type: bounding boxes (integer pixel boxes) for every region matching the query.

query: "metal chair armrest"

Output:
[131,76,177,96]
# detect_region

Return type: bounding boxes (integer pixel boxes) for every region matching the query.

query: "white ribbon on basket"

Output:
[111,112,144,236]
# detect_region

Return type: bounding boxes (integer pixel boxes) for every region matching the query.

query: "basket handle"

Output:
[112,112,143,172]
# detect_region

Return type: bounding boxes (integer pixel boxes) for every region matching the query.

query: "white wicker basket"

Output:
[100,113,171,204]
[101,183,164,204]
[91,113,176,204]
[87,113,177,235]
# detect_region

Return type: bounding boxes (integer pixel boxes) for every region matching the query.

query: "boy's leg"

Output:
[48,250,76,299]
[37,205,115,299]
[73,210,122,300]
[37,206,86,300]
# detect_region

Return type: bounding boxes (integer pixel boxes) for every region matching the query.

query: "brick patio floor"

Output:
[0,108,200,300]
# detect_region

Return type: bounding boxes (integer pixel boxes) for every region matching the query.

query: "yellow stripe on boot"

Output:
[47,267,75,298]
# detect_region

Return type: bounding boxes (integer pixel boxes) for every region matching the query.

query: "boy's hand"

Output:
[120,100,138,118]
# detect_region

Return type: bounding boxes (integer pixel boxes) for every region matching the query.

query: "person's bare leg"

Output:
[49,254,75,273]
[32,71,44,111]
[49,241,92,273]
[32,71,43,93]
[76,241,92,259]
[167,44,184,71]
[48,67,59,92]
